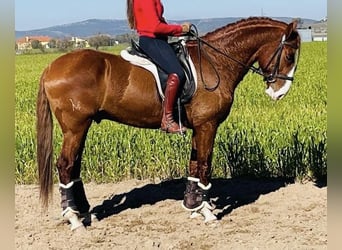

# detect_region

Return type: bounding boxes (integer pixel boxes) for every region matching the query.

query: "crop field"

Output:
[15,42,327,184]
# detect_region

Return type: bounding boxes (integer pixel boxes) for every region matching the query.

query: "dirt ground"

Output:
[15,178,327,250]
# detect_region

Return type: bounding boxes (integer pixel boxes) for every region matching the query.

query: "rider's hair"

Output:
[126,0,135,29]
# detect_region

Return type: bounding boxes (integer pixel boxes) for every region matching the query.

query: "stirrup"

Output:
[160,121,186,134]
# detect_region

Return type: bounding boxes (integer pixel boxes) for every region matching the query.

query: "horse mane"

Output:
[202,17,288,41]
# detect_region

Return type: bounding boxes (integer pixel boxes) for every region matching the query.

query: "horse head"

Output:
[257,21,301,100]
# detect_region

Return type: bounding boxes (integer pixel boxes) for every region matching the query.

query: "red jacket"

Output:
[133,0,183,38]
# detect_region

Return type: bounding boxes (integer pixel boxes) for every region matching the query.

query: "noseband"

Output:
[262,36,298,84]
[188,25,298,90]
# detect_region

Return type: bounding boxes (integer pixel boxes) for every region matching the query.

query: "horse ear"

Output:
[285,21,298,40]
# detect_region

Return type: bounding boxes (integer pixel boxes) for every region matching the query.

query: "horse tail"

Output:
[36,69,53,209]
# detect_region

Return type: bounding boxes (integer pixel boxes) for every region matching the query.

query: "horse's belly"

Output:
[102,95,163,128]
[104,108,162,129]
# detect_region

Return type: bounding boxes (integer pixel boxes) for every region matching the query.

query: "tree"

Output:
[48,39,57,49]
[37,43,45,53]
[114,33,138,43]
[31,40,40,49]
[56,38,74,52]
[88,34,111,49]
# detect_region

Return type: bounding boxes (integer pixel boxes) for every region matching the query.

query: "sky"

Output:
[15,0,327,31]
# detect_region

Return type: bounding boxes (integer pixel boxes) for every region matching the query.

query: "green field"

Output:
[15,42,327,184]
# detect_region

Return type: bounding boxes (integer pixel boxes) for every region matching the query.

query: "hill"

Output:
[15,17,318,39]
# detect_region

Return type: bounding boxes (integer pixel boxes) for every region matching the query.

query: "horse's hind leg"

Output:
[57,120,92,230]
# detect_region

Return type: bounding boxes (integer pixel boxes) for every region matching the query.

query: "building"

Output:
[298,19,327,42]
[70,37,90,48]
[310,20,328,41]
[16,36,51,50]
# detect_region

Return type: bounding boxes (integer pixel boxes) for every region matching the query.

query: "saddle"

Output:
[120,39,197,104]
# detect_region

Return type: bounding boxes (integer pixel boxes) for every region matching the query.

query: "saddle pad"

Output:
[120,49,197,101]
[121,49,166,100]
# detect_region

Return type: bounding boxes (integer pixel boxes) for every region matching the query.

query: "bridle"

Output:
[262,35,299,83]
[188,25,299,91]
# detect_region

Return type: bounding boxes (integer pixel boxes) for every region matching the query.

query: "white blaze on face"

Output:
[265,49,299,100]
[265,65,296,100]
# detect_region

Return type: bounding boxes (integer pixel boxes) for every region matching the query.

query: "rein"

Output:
[188,24,296,91]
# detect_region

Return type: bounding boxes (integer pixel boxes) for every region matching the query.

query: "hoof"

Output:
[90,213,99,222]
[63,209,84,231]
[189,211,202,219]
[72,223,86,232]
[189,202,217,223]
[201,206,217,223]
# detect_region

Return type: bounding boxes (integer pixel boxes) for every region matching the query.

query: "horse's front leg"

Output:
[182,123,217,222]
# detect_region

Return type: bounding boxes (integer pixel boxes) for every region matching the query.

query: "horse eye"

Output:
[286,54,295,63]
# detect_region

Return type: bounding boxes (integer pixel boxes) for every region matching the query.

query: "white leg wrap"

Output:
[197,182,212,190]
[63,208,84,231]
[187,176,200,182]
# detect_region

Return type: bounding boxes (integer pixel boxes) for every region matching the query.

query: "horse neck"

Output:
[202,18,286,62]
[197,18,286,89]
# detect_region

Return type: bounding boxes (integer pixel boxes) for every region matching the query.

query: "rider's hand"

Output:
[181,22,191,33]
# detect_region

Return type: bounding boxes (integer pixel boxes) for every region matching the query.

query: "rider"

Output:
[126,0,191,134]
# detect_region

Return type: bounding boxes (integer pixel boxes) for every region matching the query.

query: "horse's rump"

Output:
[43,49,164,128]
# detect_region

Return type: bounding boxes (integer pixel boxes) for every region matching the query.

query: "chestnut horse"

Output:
[37,17,301,230]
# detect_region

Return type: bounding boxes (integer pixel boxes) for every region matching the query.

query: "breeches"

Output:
[139,36,186,84]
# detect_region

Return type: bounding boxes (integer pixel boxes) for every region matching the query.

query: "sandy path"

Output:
[15,178,327,249]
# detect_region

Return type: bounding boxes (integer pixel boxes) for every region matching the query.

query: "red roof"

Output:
[16,36,51,44]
